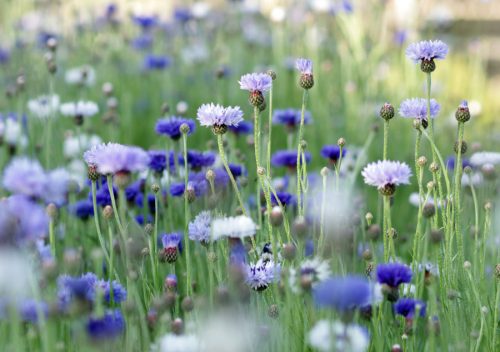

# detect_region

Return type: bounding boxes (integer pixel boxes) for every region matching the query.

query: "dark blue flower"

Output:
[271,150,312,168]
[305,239,314,257]
[273,109,312,128]
[131,34,153,50]
[174,7,193,22]
[445,156,472,171]
[228,120,253,135]
[96,280,127,304]
[18,300,48,323]
[178,150,216,170]
[313,276,371,311]
[132,15,157,30]
[394,298,426,318]
[155,117,195,140]
[320,145,346,162]
[86,310,125,340]
[125,179,145,202]
[170,183,185,197]
[0,47,10,64]
[70,200,94,220]
[213,168,229,189]
[229,163,246,178]
[57,273,98,309]
[143,55,171,70]
[148,150,175,174]
[271,192,296,207]
[376,262,412,288]
[90,180,118,207]
[135,193,156,214]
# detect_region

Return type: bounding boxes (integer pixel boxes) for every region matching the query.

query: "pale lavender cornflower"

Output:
[361,160,412,195]
[405,40,448,72]
[245,259,280,291]
[2,157,47,198]
[83,143,149,175]
[188,211,211,244]
[239,73,273,107]
[196,103,244,134]
[399,98,440,128]
[295,58,313,74]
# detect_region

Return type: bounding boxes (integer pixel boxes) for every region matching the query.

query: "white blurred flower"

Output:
[461,172,483,187]
[200,312,256,352]
[65,65,96,86]
[0,250,34,301]
[289,257,331,293]
[176,101,189,115]
[27,95,60,119]
[67,159,87,188]
[44,168,71,206]
[158,333,200,352]
[63,134,102,159]
[308,320,369,352]
[309,0,333,13]
[468,100,482,117]
[212,215,256,240]
[60,101,99,118]
[191,2,211,19]
[470,152,500,167]
[270,7,286,22]
[181,44,209,65]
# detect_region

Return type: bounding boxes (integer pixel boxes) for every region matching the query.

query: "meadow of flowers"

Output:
[0,1,499,351]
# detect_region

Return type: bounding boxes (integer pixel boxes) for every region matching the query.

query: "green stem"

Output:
[383,120,389,160]
[91,181,112,270]
[383,195,393,261]
[182,131,192,296]
[296,90,308,216]
[106,175,125,236]
[453,122,465,267]
[493,279,500,350]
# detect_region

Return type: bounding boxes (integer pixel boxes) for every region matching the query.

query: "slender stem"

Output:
[267,85,273,179]
[91,181,112,269]
[106,175,125,236]
[383,120,389,160]
[296,90,308,216]
[107,224,115,306]
[216,134,247,216]
[453,122,465,267]
[182,131,192,296]
[493,279,500,350]
[319,171,327,251]
[49,218,55,257]
[383,195,393,262]
[254,106,263,229]
[469,174,479,277]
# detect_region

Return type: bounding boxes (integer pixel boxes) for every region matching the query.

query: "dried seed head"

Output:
[417,156,427,168]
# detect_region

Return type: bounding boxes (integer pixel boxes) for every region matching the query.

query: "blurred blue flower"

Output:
[86,310,125,340]
[376,262,412,288]
[155,116,196,140]
[313,276,371,311]
[394,298,426,318]
[271,150,311,168]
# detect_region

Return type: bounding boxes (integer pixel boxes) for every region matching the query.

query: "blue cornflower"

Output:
[18,300,48,323]
[230,242,247,265]
[155,116,196,140]
[174,7,193,22]
[228,120,253,135]
[132,15,157,30]
[376,262,412,288]
[57,273,98,309]
[213,168,229,189]
[86,310,125,340]
[0,47,10,64]
[96,280,127,304]
[245,259,280,291]
[44,168,71,206]
[125,179,145,202]
[399,98,440,124]
[295,58,313,75]
[169,182,185,197]
[239,73,273,93]
[188,211,211,244]
[70,200,94,220]
[84,143,150,175]
[271,150,312,168]
[362,160,412,195]
[394,298,426,318]
[178,150,216,170]
[143,55,171,70]
[2,157,47,198]
[271,192,296,207]
[197,103,244,133]
[90,180,117,207]
[313,276,371,311]
[229,163,246,178]
[134,193,156,214]
[305,239,314,257]
[161,232,182,263]
[273,109,312,128]
[165,274,177,290]
[320,145,346,162]
[131,34,153,50]
[446,156,472,171]
[406,40,448,63]
[148,150,175,174]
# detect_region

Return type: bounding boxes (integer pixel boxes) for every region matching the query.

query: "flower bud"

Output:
[320,167,329,177]
[270,206,283,227]
[365,212,373,225]
[417,156,427,168]
[181,296,194,312]
[420,58,436,73]
[87,165,99,181]
[180,123,191,135]
[463,261,471,270]
[282,243,296,260]
[268,304,279,319]
[257,167,266,176]
[103,205,113,220]
[429,162,439,173]
[379,103,395,121]
[151,184,160,194]
[299,73,314,90]
[267,70,277,80]
[455,101,470,123]
[337,137,346,147]
[454,140,467,154]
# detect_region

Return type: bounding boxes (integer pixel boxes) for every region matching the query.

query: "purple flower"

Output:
[188,211,211,244]
[0,195,49,244]
[273,109,312,128]
[295,58,313,74]
[2,157,47,198]
[320,145,346,162]
[131,34,153,50]
[86,310,125,340]
[271,192,296,207]
[394,298,426,318]
[406,40,448,63]
[313,276,371,311]
[446,156,472,170]
[96,280,127,304]
[132,15,157,30]
[148,150,175,174]
[239,73,272,92]
[162,232,182,250]
[196,103,244,128]
[271,150,312,168]
[57,273,98,309]
[143,55,171,70]
[179,150,216,170]
[44,168,71,206]
[228,163,246,178]
[361,160,412,190]
[376,262,412,288]
[90,179,117,207]
[155,116,196,140]
[84,143,149,175]
[228,120,253,135]
[245,259,280,291]
[18,300,48,323]
[399,98,440,121]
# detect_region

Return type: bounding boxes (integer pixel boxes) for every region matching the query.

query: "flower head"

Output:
[161,232,182,263]
[361,160,412,195]
[155,116,196,140]
[2,157,47,198]
[70,199,94,220]
[27,95,60,119]
[179,150,216,170]
[143,54,171,70]
[212,215,256,240]
[188,211,211,244]
[148,150,175,174]
[295,58,313,74]
[238,73,273,92]
[271,150,312,168]
[228,120,253,135]
[245,259,280,291]
[273,109,312,128]
[406,40,448,63]
[313,276,371,311]
[86,310,125,340]
[399,98,440,122]
[394,298,426,319]
[320,145,346,162]
[289,258,331,293]
[83,143,149,175]
[376,262,412,288]
[60,101,99,118]
[197,103,244,132]
[308,320,369,352]
[470,152,500,167]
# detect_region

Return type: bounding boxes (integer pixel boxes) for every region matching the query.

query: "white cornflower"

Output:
[211,215,256,240]
[470,152,500,167]
[65,65,96,86]
[289,258,331,293]
[60,101,99,118]
[308,320,370,352]
[63,134,102,159]
[158,333,200,352]
[27,94,60,119]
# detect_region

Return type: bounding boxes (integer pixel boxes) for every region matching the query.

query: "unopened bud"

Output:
[180,123,190,135]
[337,137,346,147]
[103,205,113,220]
[267,70,277,80]
[417,156,427,168]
